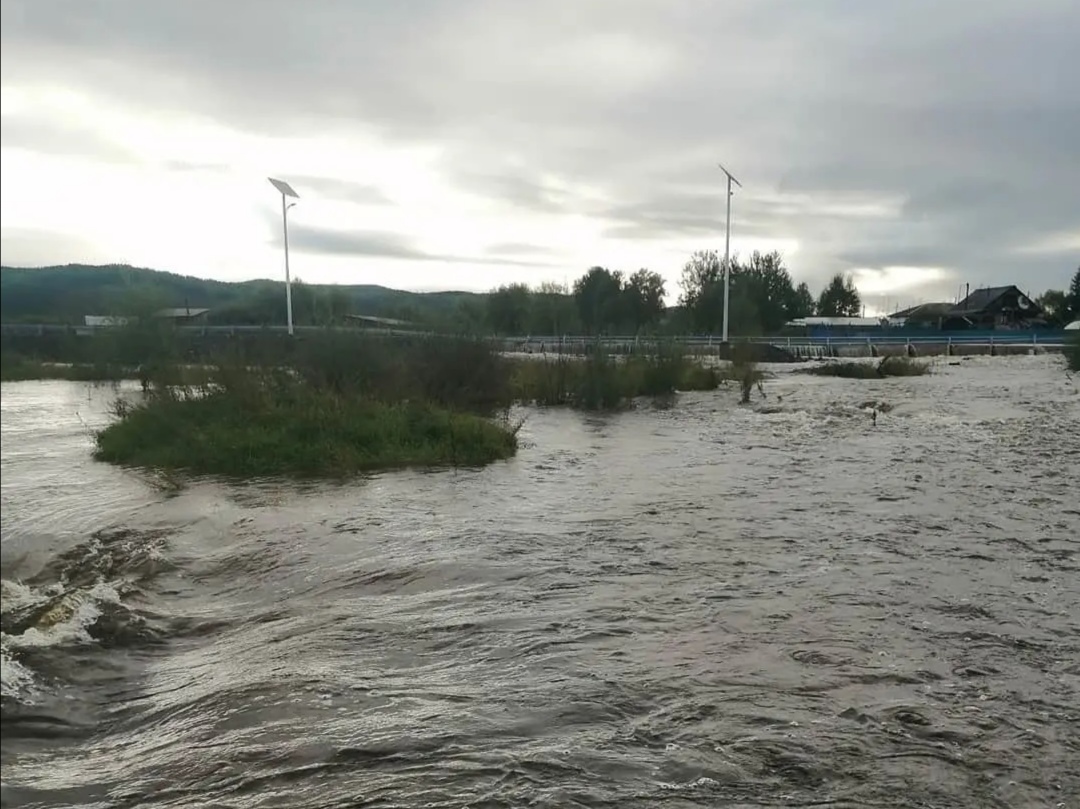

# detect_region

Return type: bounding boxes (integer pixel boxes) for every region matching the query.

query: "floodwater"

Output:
[1,355,1078,808]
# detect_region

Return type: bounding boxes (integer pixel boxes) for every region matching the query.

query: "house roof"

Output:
[890,302,954,320]
[344,314,415,327]
[154,307,210,318]
[946,285,1043,319]
[787,316,885,328]
[953,286,1015,313]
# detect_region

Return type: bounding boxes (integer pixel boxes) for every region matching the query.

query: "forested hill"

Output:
[0,264,485,327]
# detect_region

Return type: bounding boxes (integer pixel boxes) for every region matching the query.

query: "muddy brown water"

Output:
[2,355,1078,808]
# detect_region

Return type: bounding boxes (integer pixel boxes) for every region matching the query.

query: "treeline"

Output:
[481,250,862,336]
[1036,266,1080,327]
[5,261,1077,336]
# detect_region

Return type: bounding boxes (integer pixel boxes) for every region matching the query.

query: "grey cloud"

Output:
[288,224,550,269]
[0,115,136,164]
[289,228,430,261]
[450,172,572,215]
[164,160,230,173]
[0,227,114,267]
[284,176,394,207]
[484,242,558,257]
[2,0,1078,295]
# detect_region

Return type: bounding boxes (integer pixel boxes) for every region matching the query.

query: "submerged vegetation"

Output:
[91,332,524,477]
[6,326,737,477]
[800,356,931,380]
[510,343,721,409]
[96,380,518,477]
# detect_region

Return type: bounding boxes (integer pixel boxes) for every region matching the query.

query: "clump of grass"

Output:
[877,356,931,376]
[509,342,720,410]
[92,333,524,477]
[726,344,767,404]
[801,356,930,379]
[95,375,518,477]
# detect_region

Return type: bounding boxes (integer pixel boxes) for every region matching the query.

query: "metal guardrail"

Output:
[505,333,1068,347]
[0,323,1070,347]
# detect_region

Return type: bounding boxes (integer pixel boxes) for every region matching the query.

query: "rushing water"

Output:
[1,356,1078,809]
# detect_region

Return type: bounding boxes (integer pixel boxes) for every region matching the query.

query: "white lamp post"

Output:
[268,177,300,335]
[718,163,742,343]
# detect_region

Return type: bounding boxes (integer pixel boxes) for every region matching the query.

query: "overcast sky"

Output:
[2,0,1077,312]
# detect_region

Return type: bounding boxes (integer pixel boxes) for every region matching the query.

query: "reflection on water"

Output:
[2,356,1078,808]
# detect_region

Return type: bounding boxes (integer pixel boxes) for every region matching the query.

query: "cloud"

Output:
[290,228,430,260]
[288,224,551,269]
[0,227,110,267]
[284,176,394,207]
[1,0,1078,300]
[0,114,136,165]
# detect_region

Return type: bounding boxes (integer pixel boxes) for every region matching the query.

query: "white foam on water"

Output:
[0,643,37,700]
[2,581,122,652]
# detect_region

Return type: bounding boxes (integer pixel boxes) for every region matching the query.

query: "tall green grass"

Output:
[510,342,721,410]
[92,333,524,476]
[95,378,518,477]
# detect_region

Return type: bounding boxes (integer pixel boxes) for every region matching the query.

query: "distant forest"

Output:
[4,260,1077,335]
[0,264,485,331]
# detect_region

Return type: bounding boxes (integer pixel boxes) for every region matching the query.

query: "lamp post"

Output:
[268,177,300,335]
[718,163,742,343]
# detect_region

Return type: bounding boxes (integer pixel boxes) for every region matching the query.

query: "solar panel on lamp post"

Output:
[718,163,742,344]
[268,177,300,335]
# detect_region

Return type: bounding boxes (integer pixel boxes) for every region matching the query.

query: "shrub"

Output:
[801,357,930,379]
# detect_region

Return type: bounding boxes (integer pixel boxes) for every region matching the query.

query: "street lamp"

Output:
[268,177,300,335]
[718,163,742,343]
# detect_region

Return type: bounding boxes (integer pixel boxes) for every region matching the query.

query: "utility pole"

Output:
[718,164,742,343]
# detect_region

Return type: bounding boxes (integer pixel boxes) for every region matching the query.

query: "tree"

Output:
[530,281,578,335]
[1069,266,1080,321]
[678,250,725,333]
[817,273,862,317]
[622,269,666,333]
[679,249,804,335]
[486,283,532,335]
[791,282,816,318]
[573,267,624,334]
[731,250,798,333]
[1037,289,1070,327]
